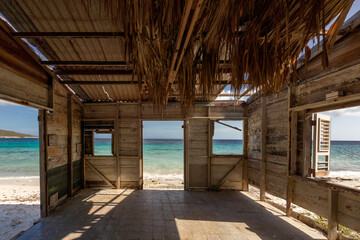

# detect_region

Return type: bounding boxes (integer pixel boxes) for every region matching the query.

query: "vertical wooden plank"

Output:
[260,96,267,201]
[115,101,120,189]
[139,104,143,190]
[302,111,312,177]
[67,94,73,197]
[313,114,319,177]
[47,76,54,110]
[286,88,292,215]
[184,119,189,190]
[242,112,249,191]
[207,105,212,188]
[81,107,85,189]
[38,110,48,217]
[290,111,297,175]
[328,189,338,240]
[286,177,294,216]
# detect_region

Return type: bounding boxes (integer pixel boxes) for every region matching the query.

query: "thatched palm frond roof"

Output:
[102,0,353,107]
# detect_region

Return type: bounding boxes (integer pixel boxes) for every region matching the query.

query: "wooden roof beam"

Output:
[168,0,193,83]
[61,80,139,85]
[54,69,133,75]
[171,0,204,83]
[42,61,128,66]
[12,32,125,38]
[60,80,231,85]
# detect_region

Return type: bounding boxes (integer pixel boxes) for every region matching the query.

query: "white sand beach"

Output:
[143,172,184,189]
[0,177,40,240]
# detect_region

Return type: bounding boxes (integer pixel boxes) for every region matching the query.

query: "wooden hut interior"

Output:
[0,0,360,239]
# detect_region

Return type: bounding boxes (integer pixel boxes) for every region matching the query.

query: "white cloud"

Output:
[324,106,360,117]
[0,100,17,106]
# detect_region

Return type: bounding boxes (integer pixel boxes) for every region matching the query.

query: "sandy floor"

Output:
[0,177,40,240]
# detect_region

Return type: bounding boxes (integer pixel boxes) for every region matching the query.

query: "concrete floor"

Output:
[17,189,326,240]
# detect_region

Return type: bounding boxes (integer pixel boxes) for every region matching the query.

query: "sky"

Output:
[0,1,360,140]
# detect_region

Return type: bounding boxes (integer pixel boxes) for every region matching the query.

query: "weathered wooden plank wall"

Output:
[211,156,243,190]
[0,22,51,109]
[83,103,245,190]
[288,61,360,234]
[46,81,83,210]
[247,90,289,199]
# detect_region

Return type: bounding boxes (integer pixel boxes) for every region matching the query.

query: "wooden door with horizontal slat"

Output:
[313,113,331,177]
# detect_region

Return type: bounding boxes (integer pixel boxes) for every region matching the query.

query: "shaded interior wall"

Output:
[83,103,244,191]
[290,64,360,232]
[247,90,289,199]
[46,81,83,210]
[245,61,360,232]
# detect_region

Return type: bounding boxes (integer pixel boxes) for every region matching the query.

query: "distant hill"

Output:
[0,129,37,138]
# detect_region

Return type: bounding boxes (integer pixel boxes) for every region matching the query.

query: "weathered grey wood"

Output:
[207,117,212,188]
[38,110,48,217]
[67,95,73,197]
[115,102,120,189]
[286,177,294,216]
[302,112,312,177]
[85,160,116,188]
[139,106,143,189]
[290,111,297,175]
[214,158,243,190]
[81,108,85,189]
[184,119,189,190]
[328,189,339,240]
[215,120,242,132]
[0,67,51,110]
[242,115,249,191]
[291,93,360,112]
[260,96,267,201]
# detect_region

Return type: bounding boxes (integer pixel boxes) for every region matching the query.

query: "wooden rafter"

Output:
[168,0,193,83]
[168,0,204,87]
[12,32,125,38]
[54,69,132,75]
[42,61,128,66]
[60,80,139,85]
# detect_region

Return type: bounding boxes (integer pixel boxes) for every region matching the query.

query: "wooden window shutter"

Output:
[313,114,331,177]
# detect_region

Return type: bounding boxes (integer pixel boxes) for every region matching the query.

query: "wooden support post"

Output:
[290,111,298,175]
[286,177,294,216]
[115,102,120,189]
[242,116,249,191]
[328,189,338,240]
[81,108,85,189]
[184,119,189,190]
[139,104,143,190]
[302,111,312,177]
[38,110,48,217]
[260,96,267,201]
[67,94,73,197]
[207,106,212,189]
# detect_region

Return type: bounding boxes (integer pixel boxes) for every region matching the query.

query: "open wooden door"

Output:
[313,113,331,177]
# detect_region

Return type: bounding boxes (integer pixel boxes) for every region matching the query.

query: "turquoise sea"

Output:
[0,139,359,177]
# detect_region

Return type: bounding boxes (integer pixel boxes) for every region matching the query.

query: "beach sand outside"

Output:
[0,177,40,240]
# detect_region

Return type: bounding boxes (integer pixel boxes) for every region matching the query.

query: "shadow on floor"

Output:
[17,189,325,240]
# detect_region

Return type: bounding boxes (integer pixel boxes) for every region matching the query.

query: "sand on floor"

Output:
[1,171,358,239]
[0,177,40,240]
